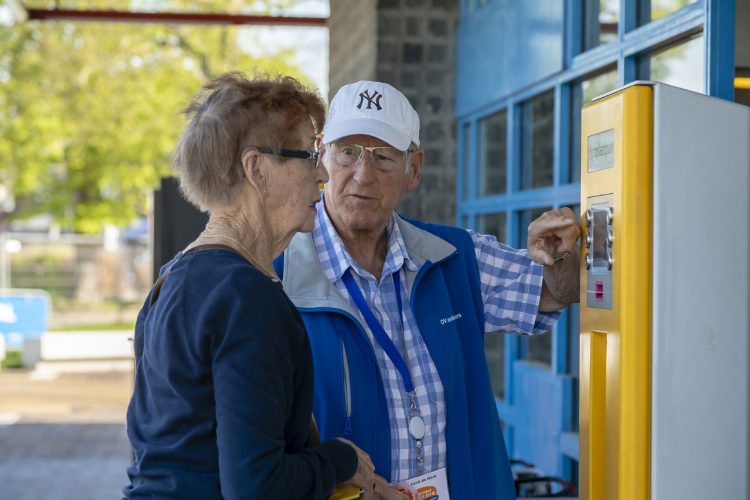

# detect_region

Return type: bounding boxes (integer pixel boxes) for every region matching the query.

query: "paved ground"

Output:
[0,369,133,500]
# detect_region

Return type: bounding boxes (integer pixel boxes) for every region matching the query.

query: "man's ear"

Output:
[407,148,424,191]
[241,149,268,195]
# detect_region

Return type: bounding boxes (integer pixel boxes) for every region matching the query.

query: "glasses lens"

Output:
[371,147,404,171]
[331,143,407,171]
[332,143,362,166]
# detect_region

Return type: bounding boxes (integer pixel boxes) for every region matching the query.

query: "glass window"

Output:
[567,304,580,374]
[518,207,553,366]
[641,34,705,94]
[582,0,619,51]
[478,110,508,196]
[477,212,507,243]
[484,334,505,400]
[528,332,552,366]
[640,0,699,24]
[462,123,472,199]
[570,68,618,182]
[521,91,554,190]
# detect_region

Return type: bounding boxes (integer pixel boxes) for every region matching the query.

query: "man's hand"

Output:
[359,474,409,500]
[527,207,580,266]
[527,208,581,311]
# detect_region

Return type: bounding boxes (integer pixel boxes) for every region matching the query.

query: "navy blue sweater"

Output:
[124,248,356,499]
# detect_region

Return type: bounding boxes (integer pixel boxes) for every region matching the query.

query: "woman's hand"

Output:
[336,438,375,491]
[359,475,410,500]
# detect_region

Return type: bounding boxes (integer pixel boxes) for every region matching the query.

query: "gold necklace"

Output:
[207,233,276,280]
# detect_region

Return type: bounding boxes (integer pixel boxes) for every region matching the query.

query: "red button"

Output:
[595,281,604,301]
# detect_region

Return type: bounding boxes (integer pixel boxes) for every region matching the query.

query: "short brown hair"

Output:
[172,72,325,211]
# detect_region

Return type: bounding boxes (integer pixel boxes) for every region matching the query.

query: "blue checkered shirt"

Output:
[312,197,558,481]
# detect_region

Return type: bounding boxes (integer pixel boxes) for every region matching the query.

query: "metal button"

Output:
[607,251,614,270]
[586,233,593,248]
[607,228,614,246]
[607,207,614,225]
[585,210,593,226]
[585,253,593,270]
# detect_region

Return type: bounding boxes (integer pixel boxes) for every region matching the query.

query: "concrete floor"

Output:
[0,369,133,499]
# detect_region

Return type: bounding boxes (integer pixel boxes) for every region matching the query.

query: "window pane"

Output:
[521,91,554,189]
[477,212,507,244]
[567,303,580,374]
[484,334,505,400]
[570,68,618,182]
[463,123,472,199]
[643,34,705,94]
[582,70,619,103]
[641,0,698,24]
[478,110,507,196]
[528,333,552,366]
[582,0,619,51]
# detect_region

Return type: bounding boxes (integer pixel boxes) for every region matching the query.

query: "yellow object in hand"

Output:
[329,484,361,500]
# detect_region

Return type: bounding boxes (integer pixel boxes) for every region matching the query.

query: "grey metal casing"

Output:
[651,83,750,500]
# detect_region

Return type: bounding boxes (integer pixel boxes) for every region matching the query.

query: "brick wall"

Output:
[329,0,459,225]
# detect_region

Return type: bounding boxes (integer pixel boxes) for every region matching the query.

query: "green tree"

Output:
[0,0,313,233]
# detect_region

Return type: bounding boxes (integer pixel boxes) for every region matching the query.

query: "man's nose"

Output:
[352,151,377,183]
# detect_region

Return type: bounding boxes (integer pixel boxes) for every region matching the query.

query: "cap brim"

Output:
[322,118,411,151]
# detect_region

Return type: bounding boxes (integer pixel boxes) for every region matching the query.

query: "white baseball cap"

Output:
[322,81,420,151]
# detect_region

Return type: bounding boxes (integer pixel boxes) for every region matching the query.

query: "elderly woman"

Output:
[124,73,374,499]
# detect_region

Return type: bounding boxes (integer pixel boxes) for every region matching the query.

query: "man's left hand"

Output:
[527,208,581,311]
[527,207,580,266]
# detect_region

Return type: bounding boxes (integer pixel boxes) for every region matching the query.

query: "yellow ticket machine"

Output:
[579,82,750,500]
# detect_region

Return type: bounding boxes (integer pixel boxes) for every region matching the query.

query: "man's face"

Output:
[321,134,422,237]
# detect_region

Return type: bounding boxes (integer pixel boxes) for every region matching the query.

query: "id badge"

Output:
[396,467,449,500]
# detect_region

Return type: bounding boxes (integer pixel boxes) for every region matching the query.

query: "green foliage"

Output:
[1,349,22,369]
[0,0,312,233]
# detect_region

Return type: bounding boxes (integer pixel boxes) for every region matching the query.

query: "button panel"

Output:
[585,194,614,309]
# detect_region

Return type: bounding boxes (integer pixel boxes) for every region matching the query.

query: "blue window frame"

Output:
[458,0,735,485]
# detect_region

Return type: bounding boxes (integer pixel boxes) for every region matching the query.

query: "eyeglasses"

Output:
[328,142,415,172]
[250,146,320,164]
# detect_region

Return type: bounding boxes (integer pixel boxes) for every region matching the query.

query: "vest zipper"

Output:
[341,337,353,438]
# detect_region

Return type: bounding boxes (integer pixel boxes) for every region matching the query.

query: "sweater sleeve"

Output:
[209,277,357,500]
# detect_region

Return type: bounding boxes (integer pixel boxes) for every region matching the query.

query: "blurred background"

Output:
[0,1,328,498]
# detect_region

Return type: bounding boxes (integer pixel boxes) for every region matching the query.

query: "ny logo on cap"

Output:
[356,90,383,111]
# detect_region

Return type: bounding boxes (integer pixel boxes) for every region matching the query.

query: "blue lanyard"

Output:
[341,268,413,393]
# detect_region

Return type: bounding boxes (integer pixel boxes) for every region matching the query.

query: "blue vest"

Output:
[275,217,517,499]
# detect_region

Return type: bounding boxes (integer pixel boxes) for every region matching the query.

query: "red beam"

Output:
[26,8,327,27]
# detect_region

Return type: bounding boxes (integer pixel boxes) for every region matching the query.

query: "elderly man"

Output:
[275,81,580,499]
